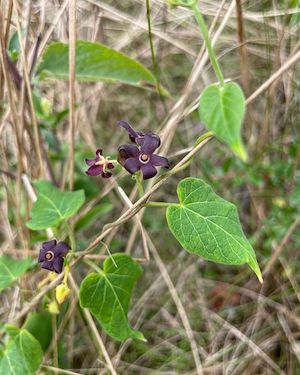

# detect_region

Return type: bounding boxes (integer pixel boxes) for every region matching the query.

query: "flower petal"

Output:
[147,132,161,148]
[139,134,160,154]
[141,163,157,179]
[107,163,114,170]
[85,158,96,166]
[41,260,55,272]
[102,171,112,178]
[124,157,140,174]
[119,144,140,158]
[38,248,46,263]
[150,154,170,168]
[86,164,103,176]
[42,239,57,252]
[85,159,97,166]
[96,149,103,157]
[129,131,144,143]
[117,120,139,139]
[53,257,64,273]
[54,241,70,257]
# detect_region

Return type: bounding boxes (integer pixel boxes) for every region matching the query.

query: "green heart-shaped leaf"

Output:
[36,40,166,94]
[166,177,262,282]
[26,180,85,230]
[80,254,145,341]
[0,256,33,292]
[199,82,248,161]
[0,326,43,375]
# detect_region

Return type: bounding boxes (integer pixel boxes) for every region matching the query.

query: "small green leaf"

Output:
[0,326,43,375]
[199,82,248,161]
[26,180,85,230]
[36,40,160,92]
[80,254,145,341]
[166,178,262,282]
[0,256,33,292]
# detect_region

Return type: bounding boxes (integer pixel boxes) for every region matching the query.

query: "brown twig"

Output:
[68,0,76,190]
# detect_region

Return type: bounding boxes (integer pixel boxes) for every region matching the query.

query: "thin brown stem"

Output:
[68,0,76,190]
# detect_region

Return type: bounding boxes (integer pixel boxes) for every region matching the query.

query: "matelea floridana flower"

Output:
[117,120,161,147]
[38,239,70,273]
[85,149,114,178]
[118,133,170,180]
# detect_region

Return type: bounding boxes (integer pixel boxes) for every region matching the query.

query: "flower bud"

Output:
[48,300,60,315]
[56,283,71,305]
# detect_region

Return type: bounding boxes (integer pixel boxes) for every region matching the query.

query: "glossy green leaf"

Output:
[26,180,85,230]
[36,40,160,92]
[0,256,33,292]
[199,82,248,161]
[0,326,43,375]
[80,253,145,341]
[166,178,262,282]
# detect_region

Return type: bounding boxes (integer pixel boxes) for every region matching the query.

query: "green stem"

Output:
[191,3,225,86]
[84,259,103,274]
[135,171,144,197]
[145,201,180,208]
[146,0,163,96]
[194,130,214,147]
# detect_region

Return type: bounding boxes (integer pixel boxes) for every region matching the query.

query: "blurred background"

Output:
[1,0,300,374]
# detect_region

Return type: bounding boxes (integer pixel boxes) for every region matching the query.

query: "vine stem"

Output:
[84,259,103,274]
[145,0,163,96]
[135,172,144,197]
[191,2,225,86]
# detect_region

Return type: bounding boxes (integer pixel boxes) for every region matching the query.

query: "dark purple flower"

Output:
[118,134,170,179]
[38,239,70,273]
[85,149,114,178]
[117,120,161,148]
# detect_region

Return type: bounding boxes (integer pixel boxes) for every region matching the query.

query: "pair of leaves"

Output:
[26,180,85,230]
[36,40,164,93]
[166,178,262,282]
[199,82,248,162]
[80,254,145,341]
[0,326,43,375]
[0,256,33,292]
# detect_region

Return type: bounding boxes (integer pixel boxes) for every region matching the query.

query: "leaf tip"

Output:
[248,256,263,283]
[134,331,147,342]
[231,140,248,163]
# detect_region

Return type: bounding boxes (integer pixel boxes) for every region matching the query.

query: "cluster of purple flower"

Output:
[85,121,170,180]
[39,122,169,274]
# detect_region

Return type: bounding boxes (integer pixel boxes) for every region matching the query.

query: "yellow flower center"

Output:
[139,154,149,163]
[45,251,54,261]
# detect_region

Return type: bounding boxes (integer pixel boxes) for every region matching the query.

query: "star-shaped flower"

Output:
[38,239,70,273]
[85,149,114,178]
[118,134,169,179]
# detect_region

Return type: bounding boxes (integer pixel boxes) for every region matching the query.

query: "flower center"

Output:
[45,251,54,261]
[139,154,149,164]
[95,156,110,171]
